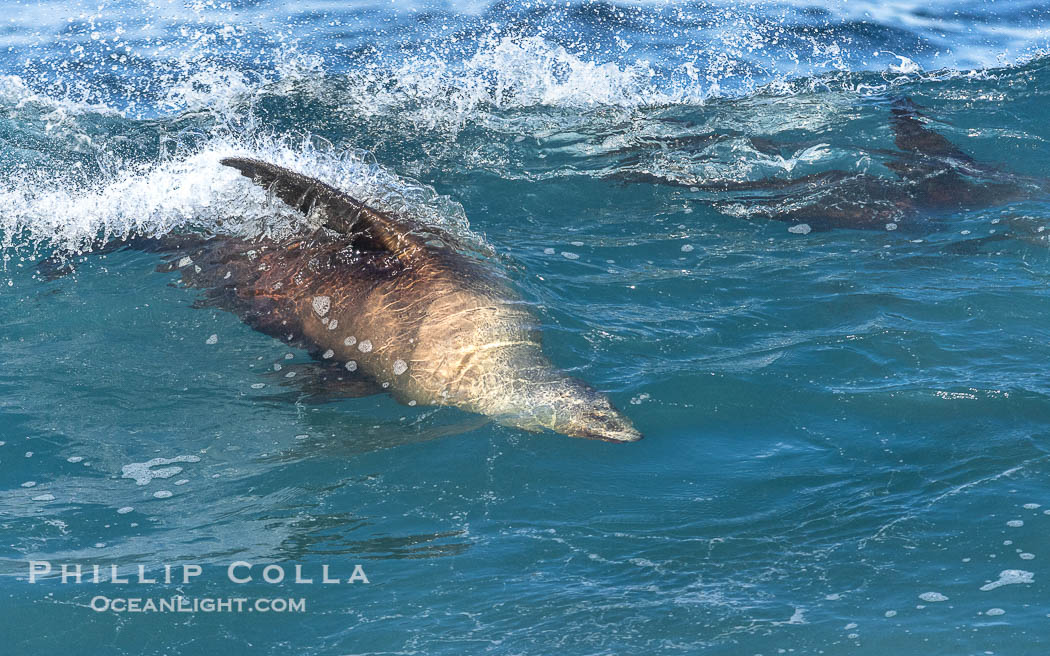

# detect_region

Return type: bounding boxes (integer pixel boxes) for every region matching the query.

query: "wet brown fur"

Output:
[149,159,642,442]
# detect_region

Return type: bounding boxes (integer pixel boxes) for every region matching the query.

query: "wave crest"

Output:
[0,137,476,257]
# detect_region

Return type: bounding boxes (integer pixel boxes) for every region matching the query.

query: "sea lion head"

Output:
[557,381,643,443]
[494,376,643,443]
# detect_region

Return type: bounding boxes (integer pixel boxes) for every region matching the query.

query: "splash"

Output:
[0,134,476,257]
[0,1,1048,262]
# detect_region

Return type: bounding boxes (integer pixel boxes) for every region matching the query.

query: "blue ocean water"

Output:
[2,0,1050,653]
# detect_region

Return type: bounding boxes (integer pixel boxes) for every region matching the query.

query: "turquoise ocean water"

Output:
[2,0,1050,653]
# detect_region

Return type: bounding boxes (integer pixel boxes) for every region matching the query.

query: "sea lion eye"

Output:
[586,410,616,430]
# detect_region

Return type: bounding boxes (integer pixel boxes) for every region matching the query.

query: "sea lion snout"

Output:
[564,403,643,443]
[488,375,642,442]
[551,380,643,443]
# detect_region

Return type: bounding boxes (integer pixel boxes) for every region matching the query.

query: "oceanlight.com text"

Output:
[89,596,307,613]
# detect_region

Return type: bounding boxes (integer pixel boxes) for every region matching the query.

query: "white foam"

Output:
[121,455,201,486]
[162,67,253,116]
[980,569,1034,591]
[0,138,478,257]
[887,54,922,74]
[0,74,117,121]
[347,35,679,131]
[918,592,948,602]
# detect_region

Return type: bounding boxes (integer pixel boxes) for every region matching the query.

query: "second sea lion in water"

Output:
[157,158,642,443]
[612,98,1049,234]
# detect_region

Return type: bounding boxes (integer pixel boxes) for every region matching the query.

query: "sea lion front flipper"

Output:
[884,98,1034,210]
[220,157,429,262]
[884,97,996,209]
[888,98,976,165]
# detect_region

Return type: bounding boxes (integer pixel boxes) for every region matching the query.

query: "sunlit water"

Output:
[2,1,1050,653]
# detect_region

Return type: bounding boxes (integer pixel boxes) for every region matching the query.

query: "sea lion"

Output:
[150,158,642,443]
[612,98,1048,233]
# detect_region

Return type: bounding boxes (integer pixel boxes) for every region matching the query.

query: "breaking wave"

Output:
[0,1,1047,259]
